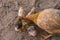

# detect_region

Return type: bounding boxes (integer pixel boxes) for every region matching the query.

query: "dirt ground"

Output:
[0,0,60,40]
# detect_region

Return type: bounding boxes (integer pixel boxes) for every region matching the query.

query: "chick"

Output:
[15,6,60,39]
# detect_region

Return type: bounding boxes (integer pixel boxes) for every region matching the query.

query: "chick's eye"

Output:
[15,21,22,29]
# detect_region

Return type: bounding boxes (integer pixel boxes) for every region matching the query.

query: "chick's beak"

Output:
[15,27,22,32]
[15,27,19,31]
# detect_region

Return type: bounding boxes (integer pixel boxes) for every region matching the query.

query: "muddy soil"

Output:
[0,0,60,40]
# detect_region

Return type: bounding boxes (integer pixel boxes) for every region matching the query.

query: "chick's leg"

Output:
[18,7,26,17]
[26,7,36,17]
